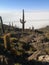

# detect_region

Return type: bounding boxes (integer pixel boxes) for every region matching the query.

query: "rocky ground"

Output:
[0,26,49,65]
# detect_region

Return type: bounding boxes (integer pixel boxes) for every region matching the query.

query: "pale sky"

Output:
[0,10,49,29]
[0,0,49,29]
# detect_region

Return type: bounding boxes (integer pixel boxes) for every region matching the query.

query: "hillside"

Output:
[0,24,49,65]
[38,26,49,39]
[39,26,49,33]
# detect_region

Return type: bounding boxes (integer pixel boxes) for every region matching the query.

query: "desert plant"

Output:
[4,35,11,49]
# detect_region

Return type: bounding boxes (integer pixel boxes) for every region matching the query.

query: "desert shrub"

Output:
[0,38,4,43]
[22,43,30,51]
[45,47,49,54]
[41,37,49,43]
[10,38,18,43]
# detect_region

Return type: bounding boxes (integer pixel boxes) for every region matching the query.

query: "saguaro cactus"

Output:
[20,9,26,32]
[3,34,11,49]
[0,16,5,34]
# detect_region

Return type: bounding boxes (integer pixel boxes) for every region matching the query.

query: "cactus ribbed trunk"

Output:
[20,9,26,32]
[0,16,5,34]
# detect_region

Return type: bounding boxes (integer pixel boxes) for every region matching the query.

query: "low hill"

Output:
[39,26,49,33]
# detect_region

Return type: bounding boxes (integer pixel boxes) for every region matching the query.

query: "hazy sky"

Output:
[0,0,49,29]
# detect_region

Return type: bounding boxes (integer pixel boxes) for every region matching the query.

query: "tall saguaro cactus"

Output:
[20,9,26,32]
[0,16,5,34]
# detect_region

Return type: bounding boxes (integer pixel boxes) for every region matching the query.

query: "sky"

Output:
[0,0,49,29]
